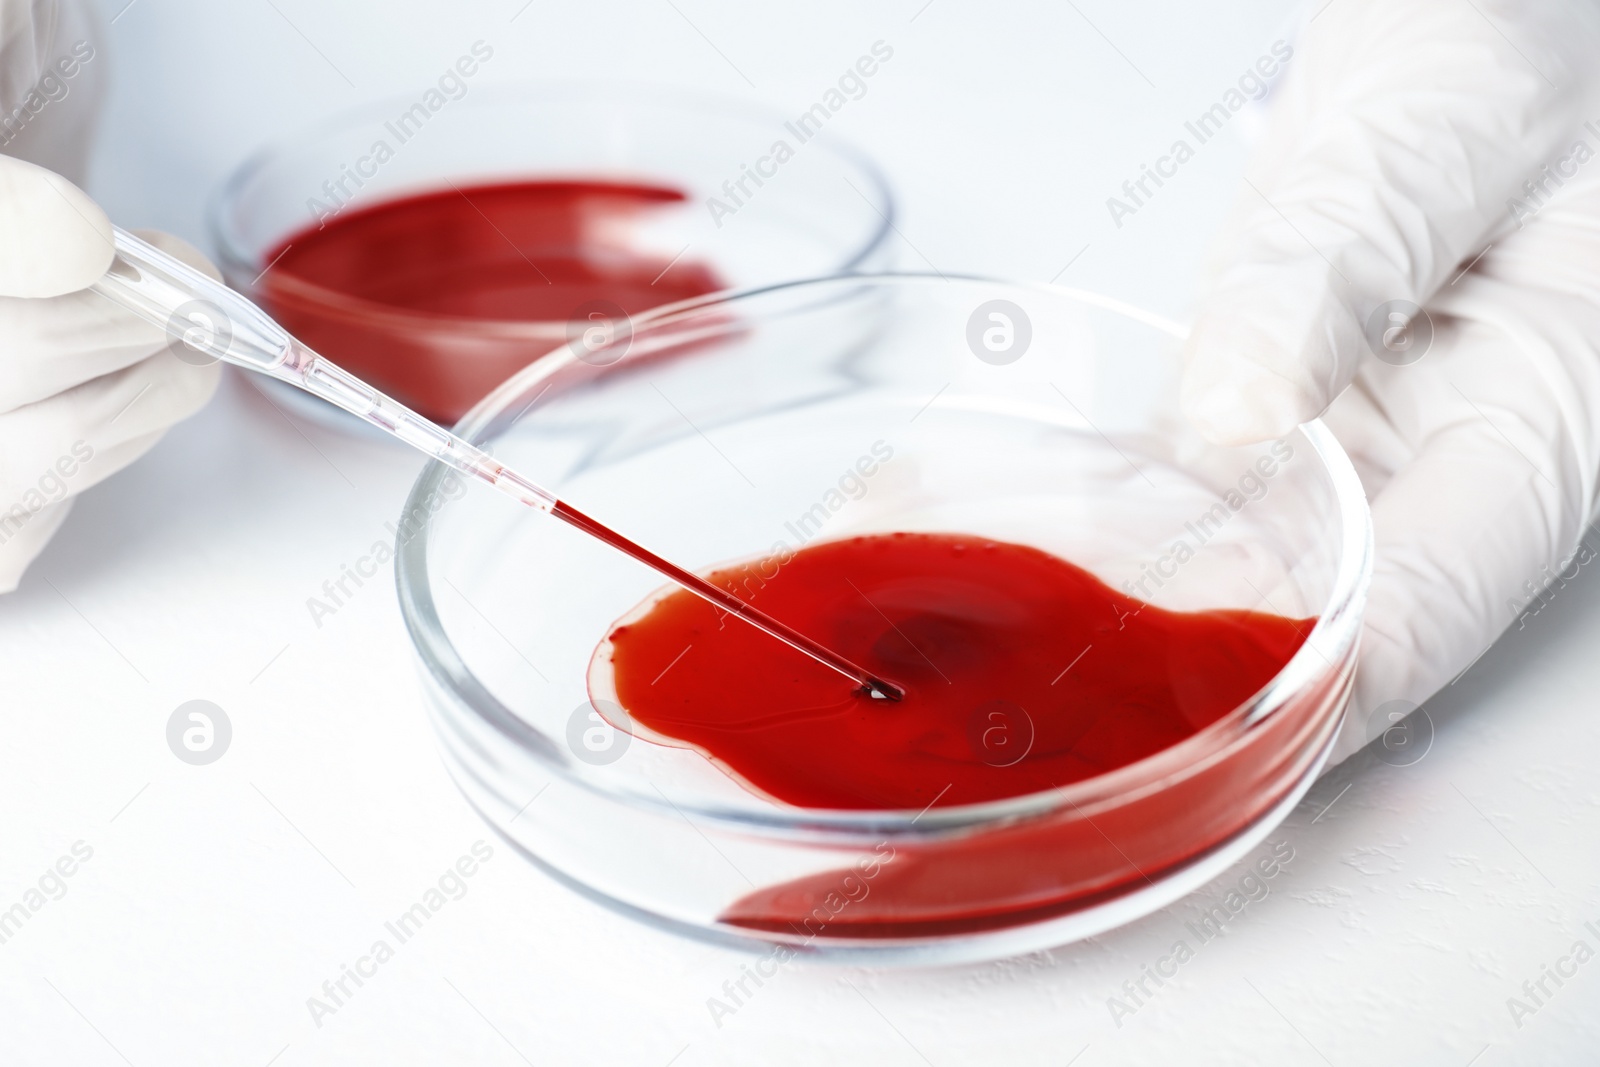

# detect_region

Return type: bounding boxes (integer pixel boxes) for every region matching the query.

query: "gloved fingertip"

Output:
[1179,332,1325,446]
[0,156,113,298]
[1181,381,1305,446]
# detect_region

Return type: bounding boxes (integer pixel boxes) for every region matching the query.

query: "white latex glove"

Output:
[1181,0,1600,763]
[0,155,221,591]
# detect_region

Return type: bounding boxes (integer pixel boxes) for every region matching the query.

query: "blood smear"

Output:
[258,180,724,422]
[593,531,1317,938]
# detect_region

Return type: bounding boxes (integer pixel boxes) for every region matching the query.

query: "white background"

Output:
[1,0,1596,1063]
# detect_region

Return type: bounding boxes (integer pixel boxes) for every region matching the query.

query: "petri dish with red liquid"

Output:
[209,83,894,426]
[397,275,1372,964]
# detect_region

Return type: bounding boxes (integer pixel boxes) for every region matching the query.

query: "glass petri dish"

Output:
[396,274,1372,964]
[208,81,894,426]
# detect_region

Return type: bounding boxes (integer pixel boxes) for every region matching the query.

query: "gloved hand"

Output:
[1180,0,1600,763]
[0,154,221,591]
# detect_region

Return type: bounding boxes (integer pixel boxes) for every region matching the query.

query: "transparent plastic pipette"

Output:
[92,227,902,701]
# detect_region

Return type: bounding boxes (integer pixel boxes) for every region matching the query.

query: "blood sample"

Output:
[258,180,724,422]
[595,531,1309,809]
[592,531,1318,938]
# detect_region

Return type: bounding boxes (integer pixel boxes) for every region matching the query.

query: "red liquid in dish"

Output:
[593,531,1322,937]
[258,180,724,422]
[598,531,1309,809]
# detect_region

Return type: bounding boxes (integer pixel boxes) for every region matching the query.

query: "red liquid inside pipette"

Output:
[557,502,900,699]
[259,180,725,422]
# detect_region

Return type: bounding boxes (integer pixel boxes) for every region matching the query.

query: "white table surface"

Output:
[4,0,1597,1063]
